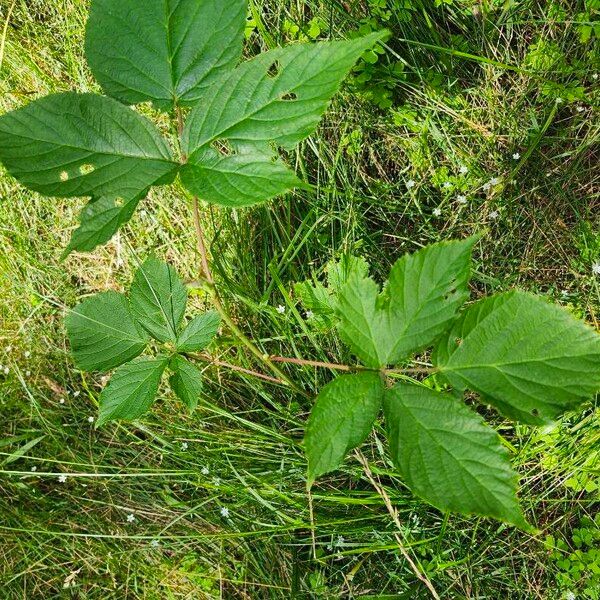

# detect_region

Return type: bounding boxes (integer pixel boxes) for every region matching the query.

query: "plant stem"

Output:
[0,0,17,73]
[185,352,285,385]
[191,196,307,397]
[270,355,436,376]
[270,356,356,372]
[355,450,441,600]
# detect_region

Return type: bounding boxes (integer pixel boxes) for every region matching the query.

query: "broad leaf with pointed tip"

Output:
[176,311,221,352]
[0,93,177,199]
[64,193,145,256]
[66,291,149,372]
[86,0,247,110]
[383,383,529,529]
[337,237,477,368]
[169,355,203,412]
[180,150,306,207]
[181,33,385,207]
[433,291,600,425]
[305,372,383,486]
[97,357,168,426]
[130,257,188,343]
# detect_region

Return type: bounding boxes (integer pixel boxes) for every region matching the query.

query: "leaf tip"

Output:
[60,246,73,261]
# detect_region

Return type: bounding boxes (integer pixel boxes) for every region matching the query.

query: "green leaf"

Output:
[433,291,600,425]
[176,311,221,352]
[181,32,385,206]
[86,0,247,110]
[295,255,369,330]
[130,257,188,343]
[384,383,529,529]
[0,93,177,198]
[169,355,203,412]
[65,291,149,372]
[337,237,477,368]
[97,357,168,426]
[63,193,144,256]
[180,151,306,207]
[305,372,383,486]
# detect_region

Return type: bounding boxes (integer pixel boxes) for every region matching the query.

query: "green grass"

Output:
[1,0,599,598]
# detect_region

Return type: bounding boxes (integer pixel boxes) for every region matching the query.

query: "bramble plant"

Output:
[0,0,599,536]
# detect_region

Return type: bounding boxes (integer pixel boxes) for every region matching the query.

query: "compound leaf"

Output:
[0,93,177,198]
[337,237,477,368]
[433,291,600,425]
[181,32,385,207]
[384,383,529,529]
[305,372,383,486]
[176,311,221,352]
[130,257,188,343]
[169,355,203,412]
[66,291,149,372]
[86,0,247,110]
[64,193,144,256]
[97,357,168,426]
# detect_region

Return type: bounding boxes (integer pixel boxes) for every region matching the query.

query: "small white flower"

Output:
[201,466,210,475]
[456,195,467,205]
[24,351,31,359]
[305,310,314,319]
[432,207,442,217]
[512,152,521,160]
[276,305,286,314]
[151,539,160,548]
[592,262,600,276]
[59,398,65,404]
[25,370,31,377]
[565,592,576,600]
[87,416,94,423]
[482,182,491,191]
[556,97,563,104]
[326,544,333,551]
[406,179,416,190]
[335,535,345,547]
[576,105,585,112]
[213,477,221,487]
[127,513,135,523]
[489,210,499,219]
[490,177,501,185]
[31,466,37,472]
[459,165,468,175]
[73,391,80,398]
[443,181,452,189]
[3,367,9,375]
[181,442,188,451]
[593,73,599,80]
[220,507,230,518]
[58,474,67,483]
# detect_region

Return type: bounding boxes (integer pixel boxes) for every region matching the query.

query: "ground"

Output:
[0,0,598,598]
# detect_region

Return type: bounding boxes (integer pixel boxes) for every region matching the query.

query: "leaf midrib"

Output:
[73,310,147,345]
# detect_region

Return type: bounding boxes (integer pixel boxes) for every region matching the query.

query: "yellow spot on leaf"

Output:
[79,164,95,175]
